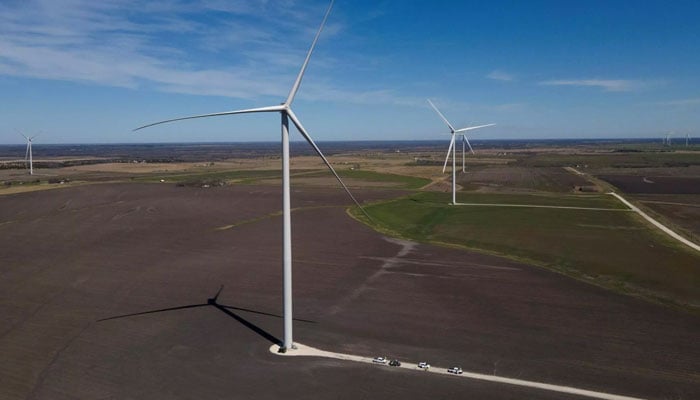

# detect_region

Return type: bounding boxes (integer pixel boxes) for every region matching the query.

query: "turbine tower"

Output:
[20,132,38,175]
[427,99,494,205]
[135,0,365,353]
[686,133,690,147]
[666,132,673,146]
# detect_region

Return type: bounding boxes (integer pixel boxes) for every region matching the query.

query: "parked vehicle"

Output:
[417,362,430,370]
[389,359,401,367]
[447,366,463,374]
[372,356,388,364]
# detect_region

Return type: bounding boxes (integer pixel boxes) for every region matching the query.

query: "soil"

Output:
[457,166,591,193]
[0,184,698,399]
[599,175,700,194]
[633,194,700,239]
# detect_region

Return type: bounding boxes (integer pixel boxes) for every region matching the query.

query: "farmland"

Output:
[2,142,698,308]
[352,191,700,308]
[598,174,700,194]
[1,139,699,399]
[456,166,592,193]
[1,183,698,400]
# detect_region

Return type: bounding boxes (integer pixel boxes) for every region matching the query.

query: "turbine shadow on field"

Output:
[97,286,315,346]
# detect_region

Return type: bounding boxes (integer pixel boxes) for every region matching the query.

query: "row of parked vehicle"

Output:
[372,356,463,375]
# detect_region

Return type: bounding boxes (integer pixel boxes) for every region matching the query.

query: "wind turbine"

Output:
[666,132,673,146]
[20,132,38,175]
[427,99,494,205]
[686,133,690,147]
[135,0,365,353]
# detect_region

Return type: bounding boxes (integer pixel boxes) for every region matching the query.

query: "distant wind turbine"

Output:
[458,133,473,173]
[19,132,39,175]
[665,132,673,146]
[427,99,494,205]
[686,132,690,147]
[135,0,366,353]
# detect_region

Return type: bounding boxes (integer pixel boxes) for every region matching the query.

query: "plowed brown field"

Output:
[0,184,698,399]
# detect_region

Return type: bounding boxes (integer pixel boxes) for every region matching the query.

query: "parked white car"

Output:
[417,362,430,370]
[447,366,463,374]
[372,356,388,364]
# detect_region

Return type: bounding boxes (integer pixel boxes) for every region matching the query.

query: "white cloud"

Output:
[487,70,514,82]
[0,0,481,111]
[0,0,379,103]
[539,79,647,92]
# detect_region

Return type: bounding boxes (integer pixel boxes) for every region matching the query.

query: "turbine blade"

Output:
[442,135,455,173]
[133,105,285,131]
[286,109,372,221]
[455,123,496,133]
[427,99,456,132]
[285,0,334,106]
[464,135,475,154]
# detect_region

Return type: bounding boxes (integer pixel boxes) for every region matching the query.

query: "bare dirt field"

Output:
[599,174,700,194]
[1,184,698,399]
[457,166,592,193]
[632,194,700,240]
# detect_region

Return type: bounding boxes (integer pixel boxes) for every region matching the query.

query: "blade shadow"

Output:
[97,286,315,346]
[212,303,281,346]
[97,303,208,322]
[218,304,316,324]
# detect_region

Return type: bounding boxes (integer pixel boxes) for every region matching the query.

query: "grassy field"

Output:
[352,191,700,310]
[291,169,432,189]
[424,191,627,208]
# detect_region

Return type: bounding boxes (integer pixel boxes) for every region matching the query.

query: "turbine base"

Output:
[277,343,298,353]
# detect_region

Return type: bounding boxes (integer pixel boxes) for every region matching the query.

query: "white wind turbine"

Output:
[427,99,494,205]
[135,0,366,353]
[458,133,474,173]
[20,132,39,175]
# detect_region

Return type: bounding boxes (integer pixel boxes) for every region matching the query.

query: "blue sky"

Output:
[1,0,699,144]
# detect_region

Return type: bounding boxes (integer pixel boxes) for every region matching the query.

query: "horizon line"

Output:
[0,137,683,146]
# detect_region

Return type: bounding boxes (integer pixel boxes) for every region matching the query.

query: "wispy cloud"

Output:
[302,85,425,107]
[655,97,700,106]
[539,79,647,92]
[0,0,404,104]
[487,70,514,82]
[486,102,525,112]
